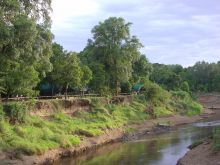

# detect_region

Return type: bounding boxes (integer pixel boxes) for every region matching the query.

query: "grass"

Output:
[0,90,203,156]
[189,140,203,149]
[0,101,150,155]
[213,126,220,152]
[170,91,203,116]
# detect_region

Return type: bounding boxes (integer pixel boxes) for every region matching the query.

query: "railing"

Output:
[0,93,131,102]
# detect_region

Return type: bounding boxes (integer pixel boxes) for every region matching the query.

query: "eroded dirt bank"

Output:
[0,109,213,165]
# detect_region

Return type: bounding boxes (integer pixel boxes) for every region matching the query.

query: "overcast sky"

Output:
[51,0,220,67]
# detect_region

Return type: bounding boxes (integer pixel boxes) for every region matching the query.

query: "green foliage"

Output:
[0,103,4,120]
[132,55,152,83]
[154,107,173,117]
[80,65,93,90]
[180,81,190,92]
[143,82,170,104]
[185,61,220,92]
[3,102,28,123]
[150,64,183,91]
[189,140,203,149]
[50,45,83,98]
[213,127,220,152]
[0,0,53,97]
[81,17,144,95]
[121,82,132,93]
[170,91,202,116]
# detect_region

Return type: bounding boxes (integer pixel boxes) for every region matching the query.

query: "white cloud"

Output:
[51,0,220,66]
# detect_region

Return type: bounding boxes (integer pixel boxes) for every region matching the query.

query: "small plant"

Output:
[3,102,28,124]
[189,140,203,149]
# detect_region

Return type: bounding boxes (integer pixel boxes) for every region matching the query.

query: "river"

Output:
[54,110,220,165]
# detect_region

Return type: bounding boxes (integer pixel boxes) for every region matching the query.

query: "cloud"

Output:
[51,0,220,66]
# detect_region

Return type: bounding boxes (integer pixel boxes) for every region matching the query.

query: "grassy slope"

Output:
[0,90,203,156]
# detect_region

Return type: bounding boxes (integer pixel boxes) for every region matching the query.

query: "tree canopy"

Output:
[0,10,219,98]
[80,17,146,95]
[0,0,53,97]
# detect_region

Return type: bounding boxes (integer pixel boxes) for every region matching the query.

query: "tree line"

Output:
[150,62,220,92]
[0,1,219,98]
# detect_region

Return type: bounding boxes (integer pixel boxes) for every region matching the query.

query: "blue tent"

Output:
[133,84,144,92]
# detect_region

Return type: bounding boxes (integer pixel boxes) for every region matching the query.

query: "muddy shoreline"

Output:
[177,141,220,165]
[0,109,214,165]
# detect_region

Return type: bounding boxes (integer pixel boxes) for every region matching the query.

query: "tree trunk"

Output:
[51,85,54,98]
[116,80,119,96]
[65,83,69,100]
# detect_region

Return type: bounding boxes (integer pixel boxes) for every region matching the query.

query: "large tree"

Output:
[132,55,152,83]
[48,43,83,99]
[82,17,143,95]
[0,0,53,97]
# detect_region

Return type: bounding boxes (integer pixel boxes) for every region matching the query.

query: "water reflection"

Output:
[54,123,215,165]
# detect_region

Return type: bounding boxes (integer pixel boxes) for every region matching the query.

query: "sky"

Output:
[51,0,220,67]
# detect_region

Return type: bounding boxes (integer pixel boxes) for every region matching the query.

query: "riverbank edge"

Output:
[177,128,220,165]
[177,141,220,165]
[0,109,214,165]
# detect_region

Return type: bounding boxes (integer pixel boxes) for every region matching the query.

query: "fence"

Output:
[0,93,131,102]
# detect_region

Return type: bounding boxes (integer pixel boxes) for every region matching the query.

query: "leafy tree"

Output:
[87,63,109,95]
[132,55,152,83]
[43,43,93,97]
[180,81,190,92]
[184,61,220,92]
[82,17,143,95]
[0,0,53,97]
[51,50,82,99]
[150,64,182,90]
[80,66,93,95]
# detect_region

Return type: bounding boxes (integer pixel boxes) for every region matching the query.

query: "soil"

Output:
[177,142,220,165]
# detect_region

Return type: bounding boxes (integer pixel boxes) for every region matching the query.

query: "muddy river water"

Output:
[54,111,220,165]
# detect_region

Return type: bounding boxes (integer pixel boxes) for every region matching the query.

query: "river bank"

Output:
[0,108,213,165]
[177,141,220,165]
[177,95,220,165]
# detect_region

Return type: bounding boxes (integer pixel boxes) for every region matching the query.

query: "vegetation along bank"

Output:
[0,87,209,165]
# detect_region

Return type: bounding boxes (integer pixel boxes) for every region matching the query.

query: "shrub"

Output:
[213,127,220,152]
[3,102,27,124]
[171,90,189,100]
[0,103,4,120]
[143,82,170,104]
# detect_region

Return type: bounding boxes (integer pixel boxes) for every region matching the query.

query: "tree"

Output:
[82,17,143,95]
[132,55,152,83]
[87,62,109,95]
[150,64,182,90]
[80,66,92,95]
[180,81,190,92]
[51,50,82,99]
[0,0,53,97]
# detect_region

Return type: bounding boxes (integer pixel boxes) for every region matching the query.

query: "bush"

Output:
[171,90,189,100]
[0,103,4,120]
[143,82,170,104]
[3,102,28,124]
[170,91,202,115]
[213,127,220,152]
